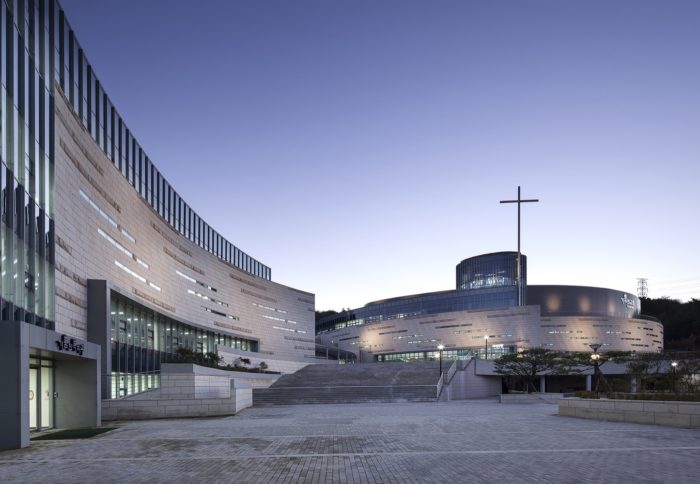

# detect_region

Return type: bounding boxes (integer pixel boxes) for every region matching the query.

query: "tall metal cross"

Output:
[500,186,539,306]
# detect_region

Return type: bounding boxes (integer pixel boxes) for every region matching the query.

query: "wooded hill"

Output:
[641,297,700,350]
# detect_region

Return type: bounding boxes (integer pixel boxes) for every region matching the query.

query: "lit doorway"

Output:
[29,358,54,431]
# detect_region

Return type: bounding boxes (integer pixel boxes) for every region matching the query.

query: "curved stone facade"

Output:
[53,90,315,384]
[317,259,663,361]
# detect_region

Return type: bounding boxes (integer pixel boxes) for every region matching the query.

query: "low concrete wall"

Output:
[102,364,253,420]
[500,393,566,404]
[160,363,280,389]
[559,397,700,428]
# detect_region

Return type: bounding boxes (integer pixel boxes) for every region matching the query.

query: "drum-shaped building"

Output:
[316,252,663,362]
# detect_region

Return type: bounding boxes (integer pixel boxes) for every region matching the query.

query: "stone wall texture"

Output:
[559,397,700,428]
[102,365,253,420]
[52,91,316,371]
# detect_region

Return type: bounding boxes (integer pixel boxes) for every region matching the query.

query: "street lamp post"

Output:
[437,344,445,376]
[484,335,489,360]
[589,344,601,392]
[671,361,678,393]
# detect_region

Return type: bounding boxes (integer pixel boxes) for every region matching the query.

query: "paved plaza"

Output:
[1,399,699,483]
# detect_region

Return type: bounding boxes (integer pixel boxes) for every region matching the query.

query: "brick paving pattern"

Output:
[1,400,699,483]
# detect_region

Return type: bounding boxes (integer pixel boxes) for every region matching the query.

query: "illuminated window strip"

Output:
[263,315,286,322]
[121,229,136,243]
[114,260,161,291]
[99,228,132,258]
[80,188,136,243]
[273,326,307,334]
[115,260,146,283]
[252,302,288,314]
[176,270,197,284]
[98,228,150,269]
[187,289,229,307]
[176,270,218,292]
[203,306,240,321]
[81,189,117,228]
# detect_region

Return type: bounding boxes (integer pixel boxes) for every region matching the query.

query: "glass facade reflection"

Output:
[456,251,525,291]
[109,292,258,398]
[317,286,518,333]
[0,0,56,329]
[377,349,477,362]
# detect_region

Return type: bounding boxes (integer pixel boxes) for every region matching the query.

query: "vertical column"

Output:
[87,279,110,398]
[0,321,30,449]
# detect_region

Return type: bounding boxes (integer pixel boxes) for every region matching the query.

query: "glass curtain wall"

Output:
[376,346,512,362]
[317,286,518,334]
[109,292,258,398]
[1,0,56,328]
[377,349,477,362]
[456,252,526,291]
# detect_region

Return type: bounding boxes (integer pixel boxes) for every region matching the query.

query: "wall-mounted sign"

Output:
[620,294,636,310]
[55,334,85,356]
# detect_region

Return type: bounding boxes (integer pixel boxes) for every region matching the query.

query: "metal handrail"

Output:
[445,360,458,385]
[436,360,459,401]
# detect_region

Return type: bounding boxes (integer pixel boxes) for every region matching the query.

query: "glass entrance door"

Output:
[41,365,54,429]
[29,358,54,430]
[29,368,38,429]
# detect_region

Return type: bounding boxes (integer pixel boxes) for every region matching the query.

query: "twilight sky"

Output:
[60,0,700,310]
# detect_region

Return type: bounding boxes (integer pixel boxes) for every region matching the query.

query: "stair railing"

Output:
[445,359,458,385]
[436,372,444,399]
[437,360,458,401]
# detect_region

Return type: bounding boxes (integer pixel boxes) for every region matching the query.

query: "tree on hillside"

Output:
[315,310,339,323]
[641,297,700,349]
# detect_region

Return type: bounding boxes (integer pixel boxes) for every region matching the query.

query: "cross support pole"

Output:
[500,186,539,306]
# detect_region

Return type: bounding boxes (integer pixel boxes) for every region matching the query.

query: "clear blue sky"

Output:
[60,0,700,310]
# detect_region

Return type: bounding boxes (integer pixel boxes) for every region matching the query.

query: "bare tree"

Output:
[494,348,569,393]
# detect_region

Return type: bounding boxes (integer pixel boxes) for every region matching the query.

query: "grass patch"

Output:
[31,427,117,440]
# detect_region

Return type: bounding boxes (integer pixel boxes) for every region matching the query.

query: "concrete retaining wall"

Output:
[500,393,565,404]
[161,363,280,389]
[559,397,700,428]
[102,364,253,420]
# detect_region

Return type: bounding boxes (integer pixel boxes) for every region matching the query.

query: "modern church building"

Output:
[316,252,664,362]
[1,1,315,449]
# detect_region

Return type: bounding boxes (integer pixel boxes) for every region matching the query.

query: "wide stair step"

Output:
[252,362,442,405]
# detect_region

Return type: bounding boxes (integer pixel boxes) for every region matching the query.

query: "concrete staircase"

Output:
[253,362,441,405]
